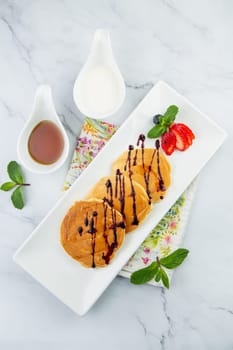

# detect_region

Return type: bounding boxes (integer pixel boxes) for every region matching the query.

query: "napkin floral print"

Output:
[63,118,117,190]
[120,185,195,285]
[122,196,184,269]
[63,117,195,285]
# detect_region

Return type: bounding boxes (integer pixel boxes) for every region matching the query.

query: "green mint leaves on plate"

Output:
[0,161,30,209]
[130,248,189,288]
[147,105,179,139]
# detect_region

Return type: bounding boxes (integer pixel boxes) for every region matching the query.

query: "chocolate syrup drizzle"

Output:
[80,135,166,268]
[84,213,89,226]
[102,202,119,265]
[129,135,166,203]
[77,226,83,236]
[124,145,139,225]
[103,179,120,242]
[102,175,129,264]
[111,206,117,249]
[104,179,113,207]
[102,203,113,264]
[137,134,152,204]
[155,140,166,192]
[77,210,98,267]
[103,182,116,263]
[115,169,126,219]
[146,147,156,199]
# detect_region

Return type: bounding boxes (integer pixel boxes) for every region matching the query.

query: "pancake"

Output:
[60,199,125,268]
[86,175,151,233]
[112,147,171,203]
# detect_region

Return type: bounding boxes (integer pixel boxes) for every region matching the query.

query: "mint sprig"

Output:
[7,161,24,184]
[160,248,189,269]
[0,182,16,191]
[0,161,30,209]
[11,186,24,209]
[160,267,169,288]
[163,105,178,125]
[130,248,189,288]
[130,262,158,285]
[147,105,179,139]
[147,125,166,139]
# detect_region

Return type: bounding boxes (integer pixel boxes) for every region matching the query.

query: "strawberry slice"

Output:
[174,123,195,145]
[170,124,189,151]
[161,130,176,155]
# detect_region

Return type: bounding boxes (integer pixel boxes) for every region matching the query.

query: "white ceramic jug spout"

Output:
[88,29,114,65]
[73,29,125,119]
[31,85,58,123]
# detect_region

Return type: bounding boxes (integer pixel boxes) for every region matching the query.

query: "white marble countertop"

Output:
[0,1,233,349]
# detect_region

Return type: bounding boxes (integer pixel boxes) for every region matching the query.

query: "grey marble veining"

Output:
[0,1,233,349]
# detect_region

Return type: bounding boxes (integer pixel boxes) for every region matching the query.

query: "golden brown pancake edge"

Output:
[60,199,125,268]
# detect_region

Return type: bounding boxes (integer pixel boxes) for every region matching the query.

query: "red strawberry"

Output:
[161,130,176,155]
[174,123,195,145]
[170,124,189,151]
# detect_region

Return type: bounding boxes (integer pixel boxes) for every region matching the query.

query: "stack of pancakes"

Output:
[60,139,171,268]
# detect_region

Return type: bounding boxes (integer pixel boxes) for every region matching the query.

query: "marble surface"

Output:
[0,0,232,349]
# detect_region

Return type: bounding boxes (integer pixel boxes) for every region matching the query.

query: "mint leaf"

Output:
[0,182,16,191]
[160,268,170,288]
[7,161,24,184]
[147,105,179,138]
[163,105,179,126]
[11,186,24,209]
[155,269,161,282]
[147,125,166,139]
[130,262,158,284]
[160,248,189,269]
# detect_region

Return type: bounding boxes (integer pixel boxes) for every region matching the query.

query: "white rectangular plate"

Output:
[14,81,226,315]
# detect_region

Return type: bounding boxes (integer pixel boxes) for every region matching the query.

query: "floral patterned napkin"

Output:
[63,118,196,286]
